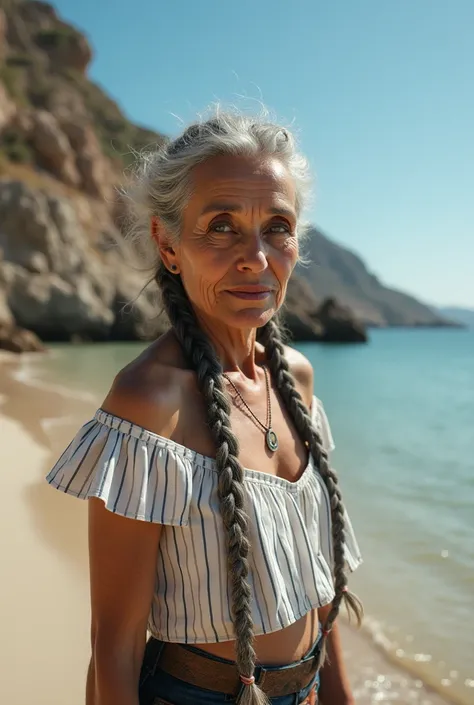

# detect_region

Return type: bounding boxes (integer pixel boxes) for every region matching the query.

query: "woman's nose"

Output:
[236,234,269,273]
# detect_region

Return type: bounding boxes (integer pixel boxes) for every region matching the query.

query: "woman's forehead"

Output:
[188,154,296,212]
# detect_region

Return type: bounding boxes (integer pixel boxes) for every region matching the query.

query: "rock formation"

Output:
[297,228,454,328]
[29,109,80,186]
[0,320,44,352]
[0,178,166,342]
[283,277,367,343]
[0,0,171,351]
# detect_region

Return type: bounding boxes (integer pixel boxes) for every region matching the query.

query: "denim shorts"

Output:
[139,630,321,705]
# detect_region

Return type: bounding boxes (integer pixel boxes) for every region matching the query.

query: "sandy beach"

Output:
[0,351,454,705]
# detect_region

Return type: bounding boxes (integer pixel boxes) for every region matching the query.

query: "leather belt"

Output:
[157,640,319,698]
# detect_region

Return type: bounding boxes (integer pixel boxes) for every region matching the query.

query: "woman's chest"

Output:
[178,388,309,482]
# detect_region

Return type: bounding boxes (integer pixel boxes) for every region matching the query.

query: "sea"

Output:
[23,327,474,705]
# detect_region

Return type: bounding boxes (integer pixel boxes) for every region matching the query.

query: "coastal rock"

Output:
[0,248,13,326]
[62,121,115,200]
[284,277,367,343]
[285,275,325,341]
[0,82,16,131]
[109,259,166,340]
[284,310,324,342]
[0,8,6,63]
[316,297,368,343]
[0,291,12,326]
[46,28,92,75]
[4,264,114,340]
[0,180,113,287]
[17,1,59,26]
[0,1,174,342]
[0,180,114,339]
[0,180,80,273]
[30,110,80,187]
[0,179,159,341]
[26,251,49,274]
[24,1,92,74]
[297,227,451,327]
[10,107,34,134]
[48,84,89,126]
[0,321,45,353]
[0,279,13,327]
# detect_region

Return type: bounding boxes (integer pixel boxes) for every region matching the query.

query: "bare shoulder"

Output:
[101,330,194,437]
[283,345,314,408]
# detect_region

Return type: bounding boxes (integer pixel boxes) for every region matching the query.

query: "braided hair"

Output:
[258,319,363,668]
[127,110,362,704]
[156,263,268,705]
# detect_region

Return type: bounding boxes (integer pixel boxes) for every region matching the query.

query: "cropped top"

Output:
[46,396,362,644]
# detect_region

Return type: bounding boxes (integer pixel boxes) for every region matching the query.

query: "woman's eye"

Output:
[208,221,292,236]
[211,222,233,233]
[267,223,291,234]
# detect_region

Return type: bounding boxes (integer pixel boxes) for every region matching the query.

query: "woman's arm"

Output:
[86,361,186,705]
[87,498,162,705]
[318,605,354,705]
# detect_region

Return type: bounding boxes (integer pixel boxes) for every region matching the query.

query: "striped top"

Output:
[46,396,362,644]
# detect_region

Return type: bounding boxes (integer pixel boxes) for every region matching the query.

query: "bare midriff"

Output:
[196,608,321,665]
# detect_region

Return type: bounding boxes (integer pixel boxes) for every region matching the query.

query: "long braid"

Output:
[259,318,363,669]
[156,263,269,705]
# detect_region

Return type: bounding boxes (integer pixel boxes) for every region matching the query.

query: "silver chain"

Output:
[222,366,272,434]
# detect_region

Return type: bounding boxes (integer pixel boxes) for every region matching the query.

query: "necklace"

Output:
[222,366,279,453]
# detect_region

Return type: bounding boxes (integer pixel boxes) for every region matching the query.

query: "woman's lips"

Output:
[226,288,273,300]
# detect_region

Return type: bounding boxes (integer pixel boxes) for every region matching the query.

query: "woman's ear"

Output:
[150,216,180,273]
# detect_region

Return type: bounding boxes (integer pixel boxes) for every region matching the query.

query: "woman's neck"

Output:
[196,314,261,380]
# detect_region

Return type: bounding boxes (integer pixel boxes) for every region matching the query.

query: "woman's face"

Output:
[161,154,299,331]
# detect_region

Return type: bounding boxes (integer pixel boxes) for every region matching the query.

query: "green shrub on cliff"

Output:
[0,127,33,163]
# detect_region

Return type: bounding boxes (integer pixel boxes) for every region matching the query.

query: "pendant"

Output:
[266,428,279,452]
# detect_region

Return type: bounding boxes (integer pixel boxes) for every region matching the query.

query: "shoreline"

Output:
[0,352,458,705]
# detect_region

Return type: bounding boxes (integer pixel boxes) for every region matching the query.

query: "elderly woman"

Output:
[47,113,363,705]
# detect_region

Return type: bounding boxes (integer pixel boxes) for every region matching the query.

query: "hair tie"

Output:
[323,628,332,638]
[342,586,348,593]
[240,674,255,686]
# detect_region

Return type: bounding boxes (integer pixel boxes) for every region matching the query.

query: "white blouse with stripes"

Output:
[46,396,362,644]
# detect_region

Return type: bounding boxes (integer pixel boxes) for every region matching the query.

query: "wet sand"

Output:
[0,352,453,705]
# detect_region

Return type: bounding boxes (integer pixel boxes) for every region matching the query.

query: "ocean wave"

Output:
[12,351,100,405]
[346,612,474,705]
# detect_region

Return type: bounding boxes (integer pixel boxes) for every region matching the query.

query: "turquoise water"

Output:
[27,328,474,703]
[299,329,474,703]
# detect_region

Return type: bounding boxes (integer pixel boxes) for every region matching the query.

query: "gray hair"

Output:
[126,110,362,705]
[126,109,311,261]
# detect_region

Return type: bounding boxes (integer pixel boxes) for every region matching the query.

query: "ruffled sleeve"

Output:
[311,396,363,573]
[311,396,335,453]
[45,410,193,526]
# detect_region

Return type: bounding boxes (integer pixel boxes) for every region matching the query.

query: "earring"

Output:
[170,264,179,273]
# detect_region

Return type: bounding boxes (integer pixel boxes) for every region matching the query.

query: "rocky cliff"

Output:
[0,1,451,352]
[435,307,474,329]
[0,0,168,348]
[297,229,452,328]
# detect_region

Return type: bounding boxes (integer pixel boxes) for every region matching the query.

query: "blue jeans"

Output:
[139,631,321,705]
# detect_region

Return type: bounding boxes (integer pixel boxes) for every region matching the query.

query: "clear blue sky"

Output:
[53,0,474,308]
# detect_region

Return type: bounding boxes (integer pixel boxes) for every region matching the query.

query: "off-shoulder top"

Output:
[46,396,362,644]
